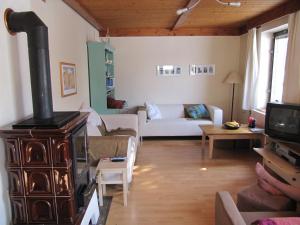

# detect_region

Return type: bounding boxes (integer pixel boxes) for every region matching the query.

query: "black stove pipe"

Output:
[5,10,53,120]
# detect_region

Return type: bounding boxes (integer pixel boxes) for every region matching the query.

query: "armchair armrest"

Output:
[100,114,138,137]
[206,105,223,126]
[215,192,246,225]
[88,136,130,162]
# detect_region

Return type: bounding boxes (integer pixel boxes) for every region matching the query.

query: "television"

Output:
[265,102,300,143]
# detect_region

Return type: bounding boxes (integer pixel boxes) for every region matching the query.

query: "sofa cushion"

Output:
[144,118,213,136]
[156,104,185,119]
[106,128,137,138]
[237,184,296,212]
[145,102,162,120]
[186,104,210,119]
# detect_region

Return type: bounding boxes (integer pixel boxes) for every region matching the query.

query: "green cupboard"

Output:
[87,41,118,114]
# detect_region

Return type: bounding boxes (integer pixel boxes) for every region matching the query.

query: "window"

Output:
[269,30,288,103]
[255,28,288,111]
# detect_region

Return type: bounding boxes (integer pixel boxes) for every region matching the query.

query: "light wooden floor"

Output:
[105,140,260,225]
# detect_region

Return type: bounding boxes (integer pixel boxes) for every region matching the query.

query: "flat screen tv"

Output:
[265,102,300,143]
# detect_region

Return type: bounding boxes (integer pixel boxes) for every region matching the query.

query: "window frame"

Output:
[267,29,288,102]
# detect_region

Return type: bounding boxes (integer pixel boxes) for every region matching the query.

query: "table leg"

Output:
[202,132,206,151]
[260,135,266,147]
[249,139,253,150]
[122,169,128,207]
[209,136,214,159]
[97,172,103,206]
[102,184,106,195]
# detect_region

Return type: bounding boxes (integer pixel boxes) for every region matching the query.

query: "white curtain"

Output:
[242,28,259,110]
[282,11,300,103]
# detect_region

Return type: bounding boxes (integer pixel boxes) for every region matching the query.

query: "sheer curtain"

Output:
[242,28,259,110]
[282,11,300,103]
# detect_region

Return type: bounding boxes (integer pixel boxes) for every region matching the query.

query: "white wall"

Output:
[31,0,99,110]
[111,36,241,120]
[0,0,97,224]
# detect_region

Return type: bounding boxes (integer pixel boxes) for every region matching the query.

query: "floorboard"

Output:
[105,140,261,225]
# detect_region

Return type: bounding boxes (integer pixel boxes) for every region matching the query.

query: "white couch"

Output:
[138,104,223,137]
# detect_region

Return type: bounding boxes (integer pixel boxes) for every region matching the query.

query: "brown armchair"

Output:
[215,191,300,225]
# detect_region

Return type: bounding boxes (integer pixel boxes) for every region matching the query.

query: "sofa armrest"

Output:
[206,105,223,126]
[88,136,130,161]
[100,114,138,137]
[215,192,246,225]
[137,106,147,136]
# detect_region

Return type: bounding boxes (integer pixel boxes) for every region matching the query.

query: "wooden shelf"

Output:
[254,147,300,187]
[254,148,300,174]
[88,42,118,114]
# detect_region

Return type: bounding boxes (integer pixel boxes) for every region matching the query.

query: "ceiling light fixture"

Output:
[216,0,241,7]
[176,0,241,15]
[176,0,201,15]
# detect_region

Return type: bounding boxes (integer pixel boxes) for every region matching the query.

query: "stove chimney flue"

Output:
[5,8,53,120]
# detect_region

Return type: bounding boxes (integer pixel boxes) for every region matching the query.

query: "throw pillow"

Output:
[79,103,106,136]
[87,125,102,136]
[107,96,126,109]
[253,217,300,225]
[186,104,210,119]
[145,102,162,120]
[79,104,102,126]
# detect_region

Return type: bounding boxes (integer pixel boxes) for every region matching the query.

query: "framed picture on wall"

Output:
[60,62,77,97]
[157,65,182,76]
[189,64,215,76]
[189,64,197,76]
[208,64,215,75]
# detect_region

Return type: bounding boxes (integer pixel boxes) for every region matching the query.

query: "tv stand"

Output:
[254,137,300,187]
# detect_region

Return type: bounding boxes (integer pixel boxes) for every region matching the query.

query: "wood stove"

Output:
[2,9,98,225]
[0,113,97,225]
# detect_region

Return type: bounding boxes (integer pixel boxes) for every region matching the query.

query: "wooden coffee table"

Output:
[200,124,265,159]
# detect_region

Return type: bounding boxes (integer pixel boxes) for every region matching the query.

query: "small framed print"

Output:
[189,64,215,76]
[203,65,208,74]
[189,64,197,76]
[208,64,215,75]
[60,62,77,97]
[157,65,182,76]
[197,66,203,75]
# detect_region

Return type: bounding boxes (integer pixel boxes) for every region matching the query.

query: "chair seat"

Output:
[237,184,296,212]
[106,128,137,137]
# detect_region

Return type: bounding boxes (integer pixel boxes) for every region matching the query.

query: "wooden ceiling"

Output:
[64,0,300,36]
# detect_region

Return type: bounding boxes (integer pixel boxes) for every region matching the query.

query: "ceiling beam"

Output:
[62,0,103,31]
[102,27,241,37]
[240,0,300,34]
[172,0,200,30]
